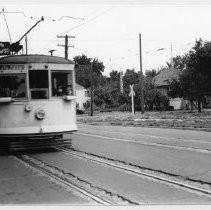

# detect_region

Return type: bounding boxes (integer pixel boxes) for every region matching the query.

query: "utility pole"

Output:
[139,34,144,114]
[57,35,75,59]
[90,61,94,116]
[120,68,123,93]
[170,43,173,68]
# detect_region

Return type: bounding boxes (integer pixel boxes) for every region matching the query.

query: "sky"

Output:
[1,1,211,76]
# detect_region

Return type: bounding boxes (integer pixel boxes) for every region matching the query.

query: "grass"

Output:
[77,110,211,131]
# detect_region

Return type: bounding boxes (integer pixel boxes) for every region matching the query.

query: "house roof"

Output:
[0,55,74,64]
[75,83,86,90]
[153,68,181,87]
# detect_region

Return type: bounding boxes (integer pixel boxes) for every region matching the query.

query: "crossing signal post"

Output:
[129,84,135,115]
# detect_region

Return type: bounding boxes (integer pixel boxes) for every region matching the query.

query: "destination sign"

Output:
[0,65,25,70]
[0,42,10,55]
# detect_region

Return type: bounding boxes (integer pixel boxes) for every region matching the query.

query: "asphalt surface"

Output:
[31,151,211,204]
[69,124,211,184]
[0,155,91,204]
[1,124,211,204]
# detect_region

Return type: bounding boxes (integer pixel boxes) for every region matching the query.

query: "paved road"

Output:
[30,151,211,204]
[0,155,92,204]
[1,124,211,204]
[68,124,211,184]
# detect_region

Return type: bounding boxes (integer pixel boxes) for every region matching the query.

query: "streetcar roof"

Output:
[0,55,74,65]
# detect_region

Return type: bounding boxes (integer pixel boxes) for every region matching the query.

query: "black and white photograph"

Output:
[0,0,211,207]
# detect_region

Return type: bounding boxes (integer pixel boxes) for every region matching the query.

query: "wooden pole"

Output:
[139,34,144,114]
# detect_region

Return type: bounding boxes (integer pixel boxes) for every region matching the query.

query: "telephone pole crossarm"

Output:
[57,35,76,38]
[57,44,74,48]
[57,34,75,59]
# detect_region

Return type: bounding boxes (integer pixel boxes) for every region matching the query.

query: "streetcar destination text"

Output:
[0,65,25,70]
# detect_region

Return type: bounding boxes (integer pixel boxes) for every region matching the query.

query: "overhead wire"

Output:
[37,8,112,54]
[0,7,194,63]
[29,15,84,53]
[61,7,113,35]
[1,9,12,43]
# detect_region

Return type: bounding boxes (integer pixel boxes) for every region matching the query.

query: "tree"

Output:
[123,69,139,89]
[145,69,157,78]
[184,39,211,112]
[166,55,188,70]
[168,39,211,112]
[109,70,120,83]
[73,54,105,89]
[94,70,128,109]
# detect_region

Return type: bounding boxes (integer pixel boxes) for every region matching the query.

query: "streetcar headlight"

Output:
[25,104,32,112]
[35,109,46,120]
[63,95,72,101]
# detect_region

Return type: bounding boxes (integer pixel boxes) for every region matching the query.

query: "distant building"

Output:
[153,68,189,110]
[75,83,90,110]
[153,68,181,96]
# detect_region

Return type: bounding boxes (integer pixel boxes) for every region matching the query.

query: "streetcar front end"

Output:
[0,55,77,144]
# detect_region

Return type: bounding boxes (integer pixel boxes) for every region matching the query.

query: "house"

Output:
[75,83,90,110]
[153,68,189,110]
[153,68,181,96]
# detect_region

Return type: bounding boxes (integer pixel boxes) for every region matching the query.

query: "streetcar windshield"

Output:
[51,71,73,97]
[29,70,49,99]
[0,74,27,98]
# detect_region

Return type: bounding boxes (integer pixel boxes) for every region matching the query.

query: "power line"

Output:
[0,9,27,17]
[26,38,195,46]
[0,9,84,21]
[56,16,84,21]
[61,7,113,34]
[1,9,12,43]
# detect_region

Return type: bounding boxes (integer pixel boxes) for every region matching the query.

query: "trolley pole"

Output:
[57,35,75,59]
[25,35,28,55]
[65,35,68,59]
[139,34,144,114]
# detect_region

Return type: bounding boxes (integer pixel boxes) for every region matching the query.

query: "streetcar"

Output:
[0,54,77,150]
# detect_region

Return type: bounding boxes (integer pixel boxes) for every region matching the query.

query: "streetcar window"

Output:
[51,71,73,97]
[0,74,27,98]
[29,70,49,99]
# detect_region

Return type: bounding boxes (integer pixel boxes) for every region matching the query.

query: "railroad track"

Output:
[15,155,137,205]
[56,147,211,199]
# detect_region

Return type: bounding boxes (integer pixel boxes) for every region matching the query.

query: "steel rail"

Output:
[15,156,112,205]
[57,147,211,198]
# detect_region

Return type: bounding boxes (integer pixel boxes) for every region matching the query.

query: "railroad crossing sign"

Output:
[129,84,135,97]
[129,84,135,115]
